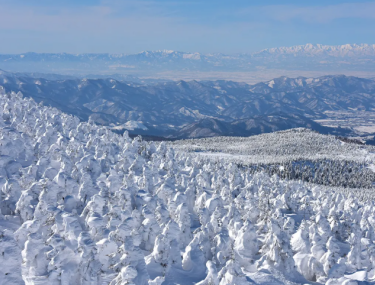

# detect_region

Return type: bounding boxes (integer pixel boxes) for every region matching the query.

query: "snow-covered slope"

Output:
[170,128,375,190]
[171,128,374,164]
[1,88,375,284]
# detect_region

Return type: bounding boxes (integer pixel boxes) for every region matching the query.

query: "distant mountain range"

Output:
[0,70,374,139]
[1,44,375,76]
[254,43,375,57]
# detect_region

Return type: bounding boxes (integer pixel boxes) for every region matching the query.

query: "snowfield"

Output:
[0,87,375,284]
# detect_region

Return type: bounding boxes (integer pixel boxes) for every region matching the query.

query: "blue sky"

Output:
[0,0,374,54]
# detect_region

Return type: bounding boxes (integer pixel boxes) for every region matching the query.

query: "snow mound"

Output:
[0,89,374,284]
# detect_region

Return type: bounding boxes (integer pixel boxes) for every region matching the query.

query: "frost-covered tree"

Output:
[0,89,374,285]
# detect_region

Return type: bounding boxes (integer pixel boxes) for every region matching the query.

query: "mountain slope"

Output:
[172,113,350,139]
[171,118,232,138]
[2,72,375,135]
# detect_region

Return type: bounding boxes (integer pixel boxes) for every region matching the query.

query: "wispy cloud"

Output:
[0,2,181,35]
[0,0,262,47]
[240,2,375,24]
[0,1,247,53]
[0,1,374,53]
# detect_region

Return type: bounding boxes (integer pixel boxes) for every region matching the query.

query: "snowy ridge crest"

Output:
[0,89,374,284]
[255,43,375,56]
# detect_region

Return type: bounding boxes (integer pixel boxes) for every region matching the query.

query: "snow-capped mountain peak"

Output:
[255,43,375,56]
